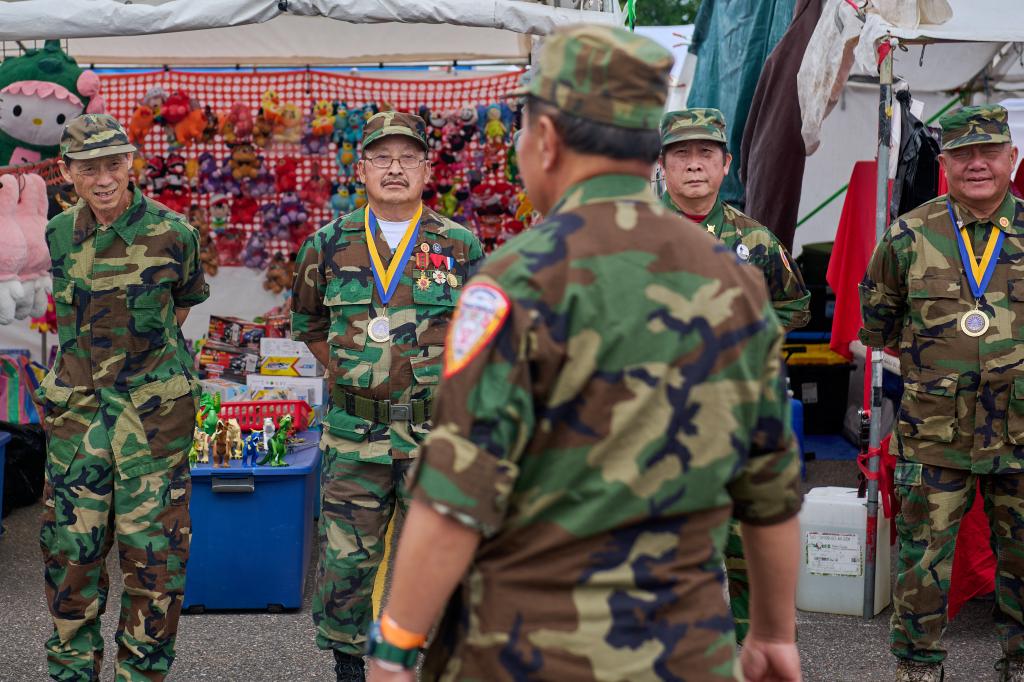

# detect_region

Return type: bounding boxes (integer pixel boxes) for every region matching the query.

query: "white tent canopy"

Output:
[0,0,620,65]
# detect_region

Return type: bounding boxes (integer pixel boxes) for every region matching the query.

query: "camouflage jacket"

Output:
[411,174,803,681]
[661,192,810,330]
[35,186,209,479]
[291,204,483,464]
[860,191,1024,474]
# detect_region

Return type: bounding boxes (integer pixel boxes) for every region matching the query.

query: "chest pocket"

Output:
[413,277,461,346]
[51,277,78,349]
[1008,279,1024,340]
[908,277,960,339]
[324,276,372,356]
[125,284,172,352]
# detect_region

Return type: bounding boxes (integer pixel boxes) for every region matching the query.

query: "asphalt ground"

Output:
[0,458,1003,681]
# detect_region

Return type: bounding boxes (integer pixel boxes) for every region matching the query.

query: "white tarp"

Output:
[799,0,1024,153]
[0,0,619,65]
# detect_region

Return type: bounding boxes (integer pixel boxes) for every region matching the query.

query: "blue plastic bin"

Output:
[183,429,321,611]
[791,397,806,479]
[0,430,9,536]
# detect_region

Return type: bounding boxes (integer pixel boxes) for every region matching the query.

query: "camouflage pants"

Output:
[891,460,1024,663]
[313,455,414,656]
[725,519,750,644]
[40,409,192,682]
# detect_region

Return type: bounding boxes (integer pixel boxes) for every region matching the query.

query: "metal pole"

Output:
[864,37,895,621]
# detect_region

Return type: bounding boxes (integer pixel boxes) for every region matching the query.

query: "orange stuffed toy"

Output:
[128,105,155,145]
[174,108,206,147]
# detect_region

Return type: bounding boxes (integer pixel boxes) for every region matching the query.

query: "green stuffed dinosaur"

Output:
[0,40,105,167]
[257,414,293,467]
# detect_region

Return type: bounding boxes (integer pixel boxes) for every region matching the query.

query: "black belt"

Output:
[334,388,431,424]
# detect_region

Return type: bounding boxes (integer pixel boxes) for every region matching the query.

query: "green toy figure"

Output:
[187,393,221,466]
[0,40,105,167]
[257,414,292,467]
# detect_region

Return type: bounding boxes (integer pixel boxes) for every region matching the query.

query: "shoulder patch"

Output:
[443,283,511,379]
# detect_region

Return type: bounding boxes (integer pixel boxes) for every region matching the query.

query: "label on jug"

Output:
[805,531,861,577]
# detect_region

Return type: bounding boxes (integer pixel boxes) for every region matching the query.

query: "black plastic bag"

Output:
[1,421,45,517]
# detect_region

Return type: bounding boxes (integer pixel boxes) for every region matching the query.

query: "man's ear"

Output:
[537,114,561,172]
[58,158,73,185]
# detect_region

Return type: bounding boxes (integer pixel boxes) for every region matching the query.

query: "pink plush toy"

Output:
[0,174,27,324]
[13,173,51,318]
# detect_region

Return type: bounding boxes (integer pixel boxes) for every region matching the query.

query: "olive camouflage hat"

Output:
[361,111,429,151]
[59,113,137,160]
[660,108,728,148]
[939,104,1012,151]
[510,24,673,130]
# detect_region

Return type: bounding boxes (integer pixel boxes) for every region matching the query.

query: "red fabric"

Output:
[949,484,995,619]
[827,160,879,360]
[682,211,708,222]
[1012,160,1024,198]
[938,165,948,195]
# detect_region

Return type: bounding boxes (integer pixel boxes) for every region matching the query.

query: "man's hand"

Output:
[740,637,802,682]
[366,659,415,682]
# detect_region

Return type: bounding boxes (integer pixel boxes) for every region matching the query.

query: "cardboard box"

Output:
[199,341,258,382]
[246,374,327,406]
[258,338,322,377]
[208,315,266,351]
[198,376,249,402]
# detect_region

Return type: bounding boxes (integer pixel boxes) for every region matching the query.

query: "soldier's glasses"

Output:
[365,155,427,169]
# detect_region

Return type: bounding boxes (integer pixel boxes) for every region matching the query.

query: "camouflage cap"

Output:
[660,108,728,148]
[59,113,137,160]
[361,111,429,151]
[510,24,673,130]
[939,104,1012,150]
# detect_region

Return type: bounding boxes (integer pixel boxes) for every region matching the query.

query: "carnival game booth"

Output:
[0,0,618,602]
[794,0,1024,620]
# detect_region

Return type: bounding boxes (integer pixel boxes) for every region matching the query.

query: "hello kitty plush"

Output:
[13,173,51,319]
[0,174,27,324]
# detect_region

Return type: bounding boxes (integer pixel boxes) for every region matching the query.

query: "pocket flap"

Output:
[323,276,373,306]
[894,461,922,487]
[35,371,72,407]
[909,277,959,299]
[903,366,958,397]
[52,277,74,305]
[129,373,191,409]
[412,281,459,307]
[410,356,441,385]
[1010,279,1024,303]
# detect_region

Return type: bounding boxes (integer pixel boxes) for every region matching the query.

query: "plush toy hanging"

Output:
[0,40,105,167]
[0,173,27,324]
[13,173,51,318]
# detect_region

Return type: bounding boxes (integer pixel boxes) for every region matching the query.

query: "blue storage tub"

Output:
[183,429,321,611]
[0,430,9,536]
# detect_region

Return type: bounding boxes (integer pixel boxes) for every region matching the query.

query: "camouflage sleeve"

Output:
[858,225,907,349]
[290,233,329,343]
[768,239,811,331]
[465,233,485,278]
[409,275,535,537]
[727,309,803,526]
[172,225,210,308]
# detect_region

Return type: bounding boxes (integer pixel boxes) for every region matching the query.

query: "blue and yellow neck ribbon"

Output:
[365,204,423,305]
[948,200,1004,300]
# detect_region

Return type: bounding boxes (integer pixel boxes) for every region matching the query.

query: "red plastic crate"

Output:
[219,400,312,433]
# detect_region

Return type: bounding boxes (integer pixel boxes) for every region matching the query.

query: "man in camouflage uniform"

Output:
[861,104,1024,682]
[291,111,483,681]
[660,108,811,644]
[659,108,809,330]
[35,113,208,681]
[364,25,803,682]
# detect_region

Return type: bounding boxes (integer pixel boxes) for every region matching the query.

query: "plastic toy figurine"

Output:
[211,417,242,467]
[188,393,221,465]
[257,414,292,467]
[241,431,264,467]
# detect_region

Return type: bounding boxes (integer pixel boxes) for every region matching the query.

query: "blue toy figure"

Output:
[241,431,264,467]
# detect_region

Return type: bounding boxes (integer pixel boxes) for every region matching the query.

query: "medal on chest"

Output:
[364,206,423,344]
[950,200,1003,339]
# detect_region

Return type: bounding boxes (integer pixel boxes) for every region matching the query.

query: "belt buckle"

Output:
[389,403,412,422]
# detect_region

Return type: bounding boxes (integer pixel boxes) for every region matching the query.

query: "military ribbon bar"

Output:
[949,201,1004,300]
[365,205,423,305]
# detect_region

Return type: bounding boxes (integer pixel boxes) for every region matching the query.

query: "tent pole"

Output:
[864,36,895,621]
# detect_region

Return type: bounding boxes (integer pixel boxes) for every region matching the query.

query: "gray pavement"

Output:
[0,458,1004,681]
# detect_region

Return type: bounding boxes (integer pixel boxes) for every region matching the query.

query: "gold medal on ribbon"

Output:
[417,276,431,291]
[447,273,459,288]
[368,316,391,343]
[960,309,990,337]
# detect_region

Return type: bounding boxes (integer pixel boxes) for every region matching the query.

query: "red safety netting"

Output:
[97,69,526,269]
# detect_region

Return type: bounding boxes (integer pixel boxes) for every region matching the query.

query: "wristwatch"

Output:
[365,620,421,670]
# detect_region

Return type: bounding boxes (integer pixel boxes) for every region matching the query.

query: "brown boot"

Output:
[895,659,944,682]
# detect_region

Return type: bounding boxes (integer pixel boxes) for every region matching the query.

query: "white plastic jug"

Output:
[797,486,891,616]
